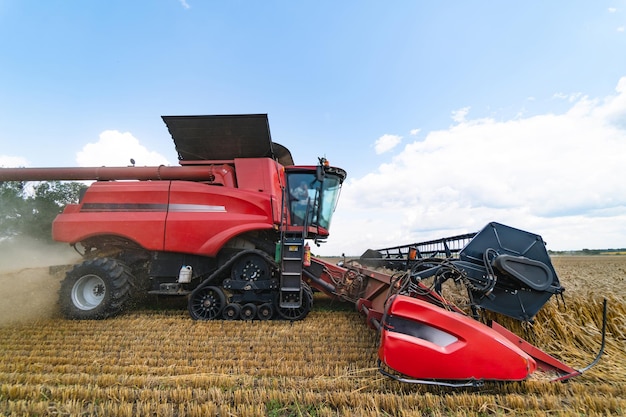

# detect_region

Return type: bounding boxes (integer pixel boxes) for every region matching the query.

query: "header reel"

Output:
[365,222,564,322]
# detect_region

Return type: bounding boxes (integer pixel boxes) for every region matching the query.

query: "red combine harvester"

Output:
[0,114,346,322]
[0,114,605,386]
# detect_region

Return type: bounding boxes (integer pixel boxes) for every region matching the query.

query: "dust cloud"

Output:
[0,237,80,326]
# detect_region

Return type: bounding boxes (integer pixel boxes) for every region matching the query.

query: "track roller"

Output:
[257,303,274,320]
[222,303,241,320]
[240,303,257,320]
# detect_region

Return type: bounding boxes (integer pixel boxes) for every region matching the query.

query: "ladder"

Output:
[279,235,304,308]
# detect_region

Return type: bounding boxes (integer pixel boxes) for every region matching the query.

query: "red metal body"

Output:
[489,321,578,376]
[0,161,339,256]
[379,295,537,381]
[50,159,284,257]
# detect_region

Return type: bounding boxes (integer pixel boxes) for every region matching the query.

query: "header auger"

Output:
[0,115,605,387]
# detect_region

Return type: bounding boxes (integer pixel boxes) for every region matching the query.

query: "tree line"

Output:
[0,181,84,243]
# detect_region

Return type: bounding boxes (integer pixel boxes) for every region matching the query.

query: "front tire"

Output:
[59,257,132,319]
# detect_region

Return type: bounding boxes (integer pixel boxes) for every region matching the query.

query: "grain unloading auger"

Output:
[304,222,607,387]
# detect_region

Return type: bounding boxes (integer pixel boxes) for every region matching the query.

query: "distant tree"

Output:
[581,248,601,255]
[0,181,28,239]
[0,181,85,242]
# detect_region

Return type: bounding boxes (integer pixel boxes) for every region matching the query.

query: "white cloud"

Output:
[320,76,626,255]
[618,26,625,32]
[0,155,29,168]
[552,92,583,103]
[608,7,617,13]
[179,0,190,9]
[451,106,470,123]
[410,128,421,136]
[374,134,402,154]
[76,130,171,167]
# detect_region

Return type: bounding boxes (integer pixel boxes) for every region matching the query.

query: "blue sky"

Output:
[1,1,626,255]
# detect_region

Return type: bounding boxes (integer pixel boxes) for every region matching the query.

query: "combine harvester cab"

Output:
[306,222,606,386]
[0,114,346,322]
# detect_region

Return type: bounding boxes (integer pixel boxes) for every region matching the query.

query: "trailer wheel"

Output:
[276,283,313,321]
[59,257,132,320]
[188,286,226,320]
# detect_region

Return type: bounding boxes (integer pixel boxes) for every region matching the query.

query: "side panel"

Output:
[379,295,537,381]
[163,181,274,256]
[234,158,284,224]
[52,182,169,250]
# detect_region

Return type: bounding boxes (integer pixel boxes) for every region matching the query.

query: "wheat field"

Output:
[0,255,624,416]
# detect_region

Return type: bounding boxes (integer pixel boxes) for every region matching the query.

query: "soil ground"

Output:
[0,249,624,416]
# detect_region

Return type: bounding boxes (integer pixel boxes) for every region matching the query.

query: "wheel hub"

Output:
[71,274,106,311]
[93,284,105,297]
[232,254,270,281]
[188,286,225,320]
[240,261,262,280]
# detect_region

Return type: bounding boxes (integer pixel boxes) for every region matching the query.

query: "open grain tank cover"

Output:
[162,114,294,166]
